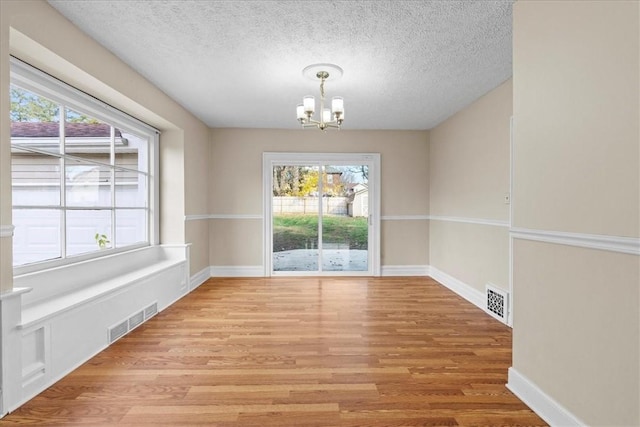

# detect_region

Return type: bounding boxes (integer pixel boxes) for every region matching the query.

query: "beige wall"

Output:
[381,220,429,266]
[159,130,186,244]
[0,241,11,293]
[209,129,429,268]
[513,1,639,237]
[512,1,639,425]
[184,124,211,216]
[0,1,12,293]
[430,221,509,291]
[0,0,211,282]
[429,79,512,295]
[181,101,210,277]
[513,240,639,425]
[210,219,263,266]
[187,220,212,274]
[430,80,512,221]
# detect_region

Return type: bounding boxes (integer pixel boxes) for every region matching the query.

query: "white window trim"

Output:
[10,57,160,276]
[262,152,381,277]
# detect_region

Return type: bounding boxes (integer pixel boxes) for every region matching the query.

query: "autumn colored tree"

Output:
[272,166,312,196]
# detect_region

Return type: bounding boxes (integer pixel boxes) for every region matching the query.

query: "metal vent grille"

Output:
[109,302,158,344]
[109,320,128,343]
[144,302,158,319]
[129,311,144,330]
[486,284,509,324]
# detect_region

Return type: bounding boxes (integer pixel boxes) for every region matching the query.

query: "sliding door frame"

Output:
[263,152,381,277]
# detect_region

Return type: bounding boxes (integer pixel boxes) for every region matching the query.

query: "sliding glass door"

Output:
[264,153,380,276]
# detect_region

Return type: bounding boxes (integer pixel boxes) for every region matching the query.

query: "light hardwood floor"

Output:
[1,277,547,426]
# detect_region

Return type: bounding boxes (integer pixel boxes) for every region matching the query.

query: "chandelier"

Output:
[296,64,344,130]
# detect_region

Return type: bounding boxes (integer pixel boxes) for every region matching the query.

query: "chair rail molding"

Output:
[381,215,430,221]
[510,227,640,255]
[429,215,510,228]
[0,225,15,238]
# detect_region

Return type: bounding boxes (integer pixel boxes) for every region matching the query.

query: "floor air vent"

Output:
[109,320,129,343]
[486,284,509,324]
[144,302,158,319]
[108,302,159,344]
[129,311,144,330]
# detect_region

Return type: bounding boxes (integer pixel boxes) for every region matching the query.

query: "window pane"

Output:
[272,165,319,272]
[65,159,112,207]
[10,85,61,155]
[116,130,148,173]
[66,210,112,256]
[12,147,61,206]
[321,165,368,272]
[64,108,111,161]
[116,209,147,248]
[13,209,62,266]
[116,169,146,208]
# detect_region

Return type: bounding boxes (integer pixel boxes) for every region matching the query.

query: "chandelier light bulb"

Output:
[296,104,305,120]
[322,108,331,123]
[331,96,344,114]
[303,96,315,114]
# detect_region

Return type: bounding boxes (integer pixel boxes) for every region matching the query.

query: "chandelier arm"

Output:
[304,118,321,126]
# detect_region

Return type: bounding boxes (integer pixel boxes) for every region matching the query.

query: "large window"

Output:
[10,58,159,272]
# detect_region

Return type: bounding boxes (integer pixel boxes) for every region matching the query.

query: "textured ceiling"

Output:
[47,0,514,130]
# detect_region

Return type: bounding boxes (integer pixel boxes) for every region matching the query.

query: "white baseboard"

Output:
[210,266,264,277]
[210,265,432,278]
[208,265,430,278]
[381,265,430,276]
[190,267,211,291]
[428,266,484,310]
[507,367,585,427]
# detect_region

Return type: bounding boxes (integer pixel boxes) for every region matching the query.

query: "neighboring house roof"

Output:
[11,122,122,138]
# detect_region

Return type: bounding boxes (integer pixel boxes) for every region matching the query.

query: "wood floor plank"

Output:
[1,277,547,426]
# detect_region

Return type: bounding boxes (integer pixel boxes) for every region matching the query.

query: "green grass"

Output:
[273,214,368,252]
